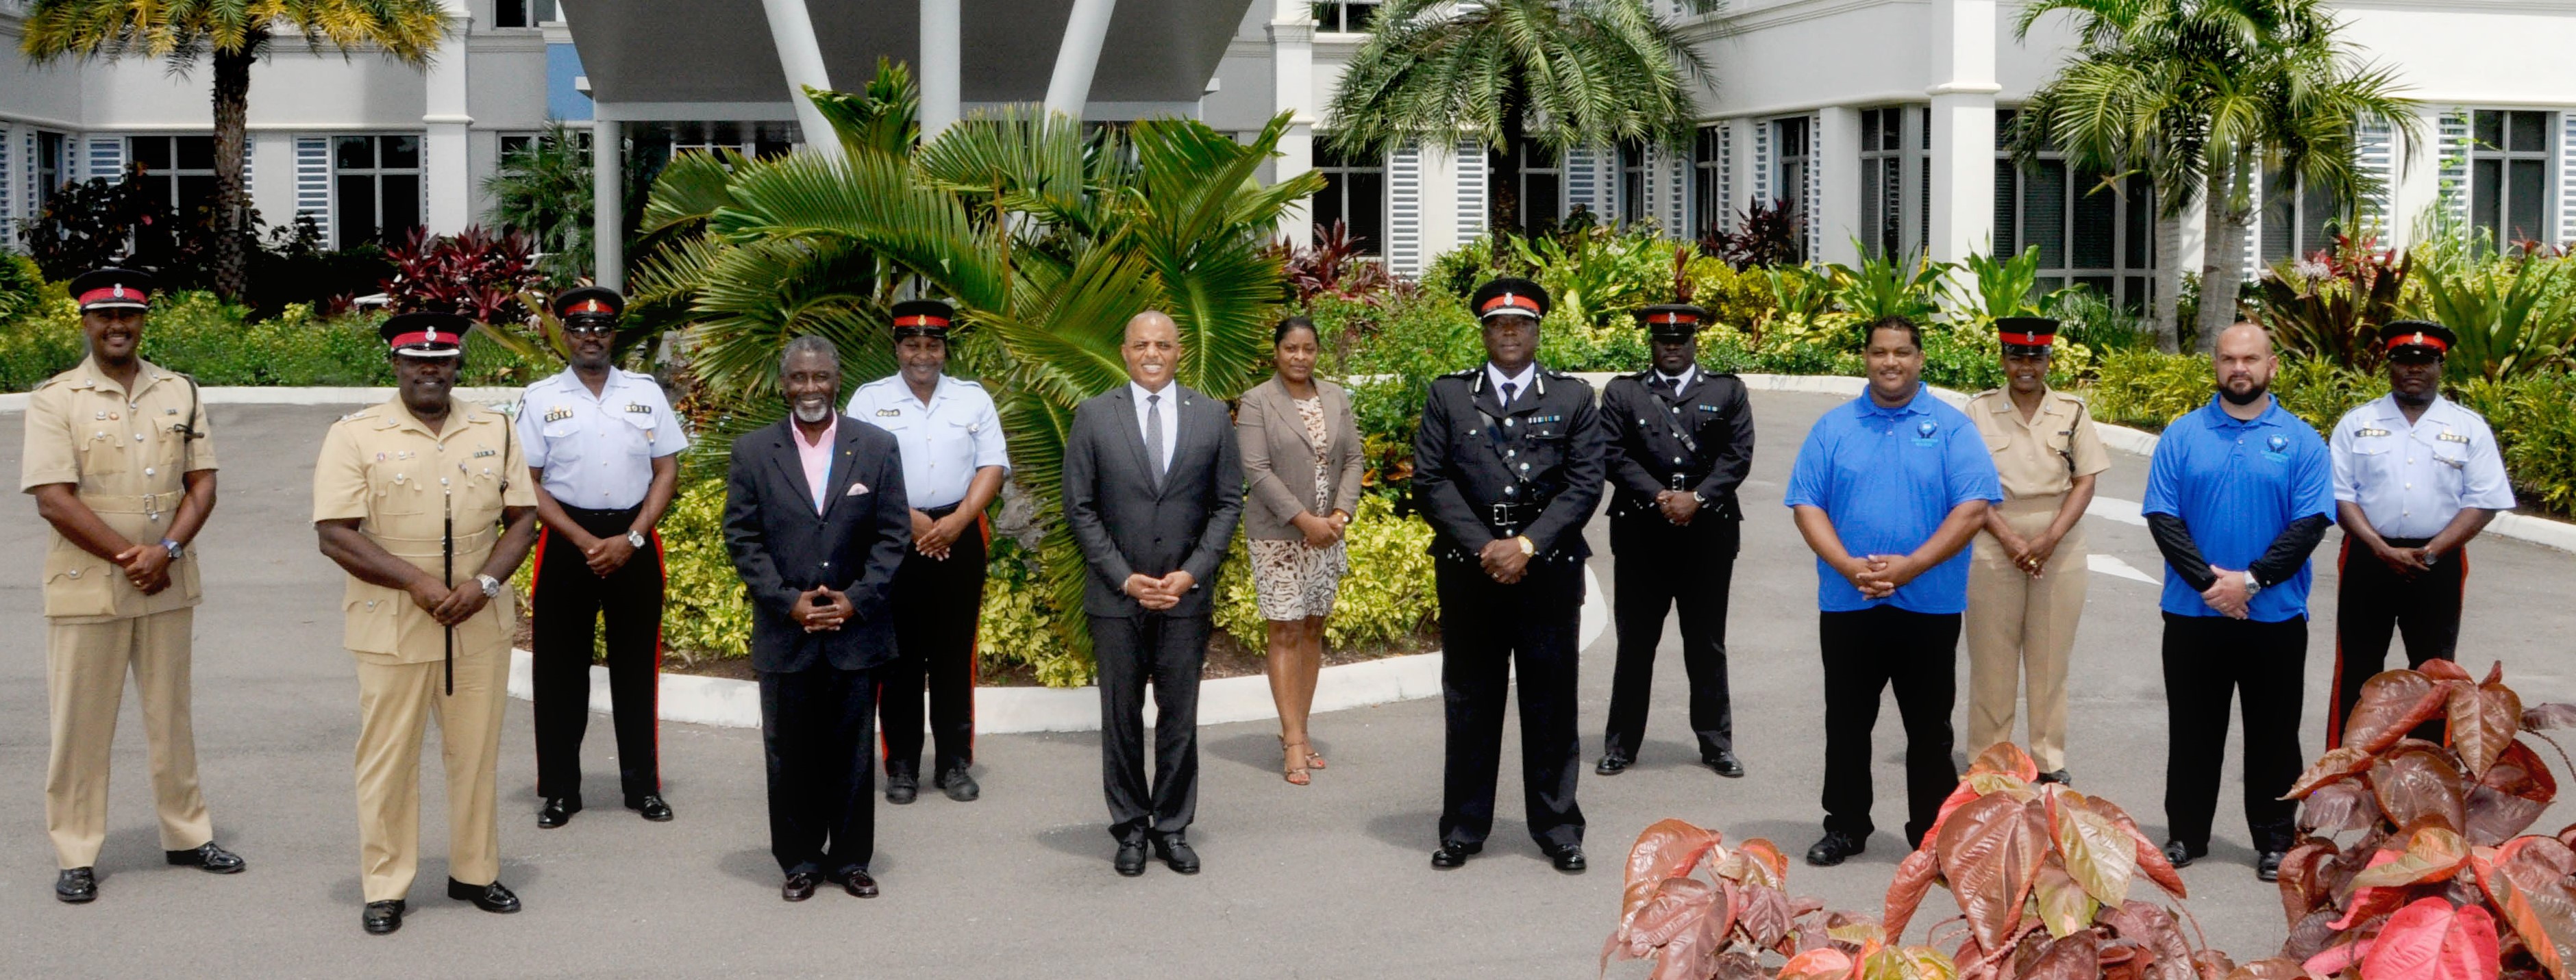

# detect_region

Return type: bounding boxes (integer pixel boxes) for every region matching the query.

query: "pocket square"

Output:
[845,482,870,496]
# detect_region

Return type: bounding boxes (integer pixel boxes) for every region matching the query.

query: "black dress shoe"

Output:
[1430,842,1479,869]
[2162,840,2202,868]
[885,773,919,805]
[832,868,880,898]
[628,794,674,822]
[1805,831,1866,867]
[1594,755,1631,776]
[934,767,980,802]
[362,899,406,935]
[781,871,818,902]
[1113,841,1149,877]
[2257,850,2287,882]
[165,842,246,873]
[2036,770,2072,786]
[1547,844,1588,873]
[447,878,521,913]
[1154,833,1202,875]
[1704,750,1746,779]
[537,796,580,828]
[55,867,96,904]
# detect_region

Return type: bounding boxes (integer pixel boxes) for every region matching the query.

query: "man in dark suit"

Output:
[723,336,911,903]
[1061,310,1244,878]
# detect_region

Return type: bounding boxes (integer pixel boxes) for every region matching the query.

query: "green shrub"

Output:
[976,535,1091,688]
[1213,496,1438,653]
[654,475,756,662]
[0,253,43,322]
[1,288,542,392]
[2086,348,2217,429]
[2458,373,2576,514]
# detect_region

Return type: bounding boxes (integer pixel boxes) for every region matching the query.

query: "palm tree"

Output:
[482,120,595,284]
[2014,0,2417,351]
[1322,0,1711,234]
[19,0,449,299]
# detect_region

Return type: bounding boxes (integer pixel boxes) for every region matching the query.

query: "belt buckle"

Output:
[143,491,162,522]
[1489,502,1513,527]
[1669,473,1689,491]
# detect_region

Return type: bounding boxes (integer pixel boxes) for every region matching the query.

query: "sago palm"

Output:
[1324,0,1711,234]
[2014,0,2417,351]
[18,0,450,299]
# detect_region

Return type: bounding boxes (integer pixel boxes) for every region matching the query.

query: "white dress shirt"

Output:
[1652,365,1698,394]
[1130,380,1180,474]
[2329,394,2516,540]
[847,373,1011,510]
[515,367,689,510]
[1484,362,1538,405]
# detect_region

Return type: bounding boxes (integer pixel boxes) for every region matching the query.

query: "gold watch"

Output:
[1515,536,1536,557]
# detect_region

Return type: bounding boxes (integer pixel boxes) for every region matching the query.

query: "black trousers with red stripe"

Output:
[878,505,986,779]
[2328,536,2466,746]
[532,504,665,803]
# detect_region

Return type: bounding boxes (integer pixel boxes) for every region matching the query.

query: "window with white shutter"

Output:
[2437,110,2471,232]
[1454,139,1487,246]
[1388,142,1422,277]
[295,136,332,245]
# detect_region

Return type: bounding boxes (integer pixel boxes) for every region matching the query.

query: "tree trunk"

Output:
[1490,90,1526,238]
[2152,209,2184,353]
[2194,156,2251,353]
[209,38,259,301]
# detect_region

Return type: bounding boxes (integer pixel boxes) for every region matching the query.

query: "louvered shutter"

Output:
[2356,119,2394,229]
[295,136,332,246]
[2438,109,2470,229]
[2559,112,2576,247]
[86,136,124,181]
[1716,122,1734,234]
[1563,145,1602,221]
[1454,139,1487,246]
[0,123,13,230]
[1751,123,1771,215]
[1388,142,1423,277]
[1804,112,1822,264]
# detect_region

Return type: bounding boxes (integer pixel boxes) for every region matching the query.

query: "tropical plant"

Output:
[1826,246,1952,325]
[1705,197,1805,271]
[1512,218,1676,327]
[1605,818,1961,979]
[2272,660,2576,979]
[2259,235,2412,374]
[0,253,47,323]
[2412,257,2576,384]
[1947,246,2057,325]
[1322,0,1711,233]
[1761,265,1840,348]
[380,227,549,327]
[482,120,597,284]
[2013,0,2421,352]
[18,0,449,299]
[16,165,168,280]
[1680,254,1778,333]
[1274,218,1402,307]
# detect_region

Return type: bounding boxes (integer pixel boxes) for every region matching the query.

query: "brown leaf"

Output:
[2051,790,2138,907]
[1737,881,1797,952]
[1621,819,1726,927]
[2420,658,2475,683]
[2299,779,2383,835]
[1970,742,2042,782]
[2100,901,2194,977]
[2333,849,2414,929]
[2345,671,2454,753]
[2072,792,2190,901]
[2451,681,2526,779]
[2522,703,2576,731]
[2033,863,2097,939]
[2275,838,2342,926]
[1716,838,1790,890]
[2466,741,2559,846]
[1937,794,2052,953]
[1711,951,1774,980]
[2282,909,2346,963]
[2285,747,2379,801]
[1777,948,1858,980]
[2348,825,2470,889]
[2370,742,2468,835]
[1610,875,1719,962]
[1884,846,1944,942]
[2225,955,2318,979]
[2018,929,2100,980]
[2192,949,2240,980]
[2478,836,2576,979]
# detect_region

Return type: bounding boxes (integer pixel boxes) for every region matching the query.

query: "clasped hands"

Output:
[1834,553,1924,600]
[405,573,495,627]
[791,586,857,633]
[911,509,978,561]
[1291,510,1350,549]
[2370,541,2437,580]
[2200,566,2253,620]
[112,542,175,594]
[1122,571,1198,611]
[1652,490,1700,527]
[1476,537,1532,585]
[575,530,641,576]
[1989,528,2062,580]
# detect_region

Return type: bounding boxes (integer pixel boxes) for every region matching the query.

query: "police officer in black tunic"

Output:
[1415,277,1607,873]
[1596,303,1755,780]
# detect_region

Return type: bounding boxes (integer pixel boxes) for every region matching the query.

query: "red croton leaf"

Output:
[2451,681,2526,780]
[2299,779,2383,835]
[2372,742,2469,835]
[1969,742,2042,783]
[2049,789,2136,907]
[2349,825,2471,890]
[2419,658,2477,683]
[2333,849,2413,930]
[2477,836,2576,979]
[1714,838,1789,890]
[1936,793,2051,953]
[2020,927,2101,980]
[2275,838,2342,925]
[2466,742,2559,846]
[1882,846,1942,942]
[2225,955,2319,979]
[1621,819,1726,927]
[2356,896,2500,980]
[1774,948,1857,980]
[2345,671,2455,753]
[2070,792,2188,900]
[2285,747,2377,801]
[1605,875,1718,964]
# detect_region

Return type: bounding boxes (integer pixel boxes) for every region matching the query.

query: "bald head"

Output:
[1122,310,1180,392]
[2213,321,2278,409]
[2216,322,2272,359]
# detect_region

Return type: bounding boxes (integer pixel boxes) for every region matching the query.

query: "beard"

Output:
[793,401,832,423]
[2218,379,2270,405]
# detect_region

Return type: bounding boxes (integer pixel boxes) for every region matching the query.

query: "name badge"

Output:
[2438,431,2470,444]
[2355,427,2391,438]
[876,409,902,417]
[474,448,497,458]
[625,403,652,414]
[543,406,574,423]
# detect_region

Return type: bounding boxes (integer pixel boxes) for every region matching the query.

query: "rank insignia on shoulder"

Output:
[876,409,901,417]
[2438,431,2470,443]
[625,403,652,414]
[474,448,497,458]
[2356,427,2391,438]
[543,407,574,423]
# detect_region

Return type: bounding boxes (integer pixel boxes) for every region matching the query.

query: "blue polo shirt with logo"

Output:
[2141,396,2335,622]
[1784,386,2003,614]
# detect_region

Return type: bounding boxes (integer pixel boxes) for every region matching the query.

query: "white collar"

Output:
[1485,362,1537,396]
[1130,379,1177,403]
[1654,365,1696,389]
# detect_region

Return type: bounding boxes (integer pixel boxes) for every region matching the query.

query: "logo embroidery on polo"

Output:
[543,406,574,423]
[2267,435,2288,453]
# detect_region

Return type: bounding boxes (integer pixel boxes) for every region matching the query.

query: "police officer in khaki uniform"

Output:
[23,266,245,904]
[314,312,538,935]
[1963,317,2109,785]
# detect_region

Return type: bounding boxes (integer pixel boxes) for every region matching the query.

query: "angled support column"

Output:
[1927,0,2000,265]
[423,3,475,234]
[760,0,839,155]
[1269,0,1316,244]
[1044,0,1117,121]
[593,116,623,292]
[920,0,961,140]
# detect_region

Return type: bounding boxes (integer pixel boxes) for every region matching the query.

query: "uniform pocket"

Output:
[620,410,659,453]
[343,586,404,654]
[42,548,120,618]
[76,432,129,477]
[1983,434,2013,453]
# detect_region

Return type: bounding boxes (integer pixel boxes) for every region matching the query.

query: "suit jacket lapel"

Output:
[768,422,817,512]
[1472,370,1510,419]
[1161,386,1204,500]
[819,421,866,519]
[1282,378,1322,455]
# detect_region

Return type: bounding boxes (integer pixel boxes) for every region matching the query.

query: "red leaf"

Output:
[2522,703,2576,731]
[1609,876,1718,962]
[1970,742,2042,783]
[1776,948,1857,980]
[1714,838,1789,890]
[2285,748,2377,801]
[2420,658,2476,683]
[2349,825,2471,889]
[2358,896,2499,980]
[2467,742,2559,846]
[2299,779,2383,835]
[2275,838,2342,925]
[2333,849,2412,930]
[1883,846,1942,942]
[2479,837,2576,979]
[1936,794,2052,952]
[1621,819,1726,927]
[2345,671,2453,753]
[2021,929,2100,980]
[2304,935,2373,977]
[2225,955,2320,979]
[2070,792,2190,901]
[2371,742,2469,835]
[2451,681,2526,779]
[1736,881,1796,951]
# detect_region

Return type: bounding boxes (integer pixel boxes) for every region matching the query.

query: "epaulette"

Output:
[1972,388,2003,400]
[336,407,379,423]
[1441,368,1478,379]
[1543,368,1573,379]
[952,377,983,389]
[33,370,79,391]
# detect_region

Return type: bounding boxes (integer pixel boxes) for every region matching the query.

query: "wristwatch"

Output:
[160,538,184,560]
[626,530,648,549]
[2242,571,2264,598]
[1515,536,1537,557]
[476,574,503,598]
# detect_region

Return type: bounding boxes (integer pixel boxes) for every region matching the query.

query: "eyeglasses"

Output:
[563,324,617,337]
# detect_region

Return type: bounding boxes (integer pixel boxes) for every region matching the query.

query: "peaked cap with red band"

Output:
[1469,277,1549,322]
[2379,319,2454,358]
[380,311,470,359]
[890,298,956,340]
[1636,303,1709,340]
[552,285,625,321]
[69,266,155,312]
[1995,316,2061,351]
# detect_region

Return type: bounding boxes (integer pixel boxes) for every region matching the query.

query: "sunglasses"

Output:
[562,323,617,337]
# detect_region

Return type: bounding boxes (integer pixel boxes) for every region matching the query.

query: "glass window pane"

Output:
[2261,169,2295,264]
[1313,171,1346,234]
[2509,159,2547,242]
[1995,110,2018,151]
[2510,111,2548,153]
[177,175,217,216]
[500,135,534,160]
[381,136,421,170]
[176,136,214,171]
[130,136,172,171]
[2076,275,2114,298]
[336,175,377,245]
[2035,275,2064,294]
[2472,159,2502,240]
[1524,172,1560,230]
[2072,166,2117,269]
[1518,138,1556,171]
[2025,160,2066,270]
[2125,174,2153,269]
[336,136,373,171]
[1993,159,2018,259]
[1862,111,1881,154]
[1348,170,1385,256]
[1621,168,1643,223]
[2125,276,2148,310]
[381,175,422,241]
[495,0,528,28]
[140,177,177,212]
[1346,1,1377,32]
[2475,111,2503,149]
[1860,160,1883,254]
[2301,177,2338,255]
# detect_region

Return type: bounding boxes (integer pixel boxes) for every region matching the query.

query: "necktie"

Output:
[1655,375,1679,399]
[1500,381,1519,407]
[1145,392,1166,488]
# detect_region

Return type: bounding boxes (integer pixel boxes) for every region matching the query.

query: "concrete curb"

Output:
[0,385,527,414]
[508,565,1609,733]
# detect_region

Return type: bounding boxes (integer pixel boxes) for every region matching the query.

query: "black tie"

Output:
[1500,381,1519,407]
[1656,375,1679,398]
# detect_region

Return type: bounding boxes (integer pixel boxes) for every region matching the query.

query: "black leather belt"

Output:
[1487,500,1546,531]
[920,501,963,518]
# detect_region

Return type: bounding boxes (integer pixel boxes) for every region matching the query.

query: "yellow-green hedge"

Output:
[1212,494,1438,652]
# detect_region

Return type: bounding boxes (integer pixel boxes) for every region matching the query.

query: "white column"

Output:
[919,0,961,140]
[1816,105,1861,266]
[2386,105,2448,253]
[1269,0,1316,244]
[1927,0,2000,264]
[422,3,474,234]
[1045,0,1118,121]
[593,117,623,291]
[248,131,299,229]
[759,0,839,154]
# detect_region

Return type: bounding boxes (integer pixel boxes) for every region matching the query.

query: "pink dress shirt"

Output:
[793,416,837,514]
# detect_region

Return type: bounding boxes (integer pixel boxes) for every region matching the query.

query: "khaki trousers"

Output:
[47,608,214,868]
[353,640,508,903]
[1965,498,2089,772]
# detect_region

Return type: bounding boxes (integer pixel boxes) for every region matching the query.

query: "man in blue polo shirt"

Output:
[1786,316,2001,867]
[2140,322,2333,883]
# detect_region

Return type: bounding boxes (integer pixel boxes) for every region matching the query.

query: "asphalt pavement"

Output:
[3,392,2573,978]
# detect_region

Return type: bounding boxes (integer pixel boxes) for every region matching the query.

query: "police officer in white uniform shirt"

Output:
[516,286,689,828]
[847,299,1011,804]
[2323,319,2514,746]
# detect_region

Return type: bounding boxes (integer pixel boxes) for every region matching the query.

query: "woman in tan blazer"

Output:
[1237,316,1365,785]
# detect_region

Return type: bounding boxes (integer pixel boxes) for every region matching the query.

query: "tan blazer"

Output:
[1236,375,1365,540]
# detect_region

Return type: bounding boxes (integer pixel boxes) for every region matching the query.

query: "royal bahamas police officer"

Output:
[314,312,539,935]
[23,266,245,905]
[1962,317,2109,786]
[1414,277,1606,874]
[2325,321,2514,746]
[847,299,1009,805]
[518,286,686,829]
[1594,303,1755,781]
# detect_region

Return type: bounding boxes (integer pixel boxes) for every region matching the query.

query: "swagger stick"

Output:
[443,488,455,696]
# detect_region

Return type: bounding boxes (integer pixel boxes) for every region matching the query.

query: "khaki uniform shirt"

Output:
[312,398,536,663]
[18,357,216,623]
[1967,387,2112,500]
